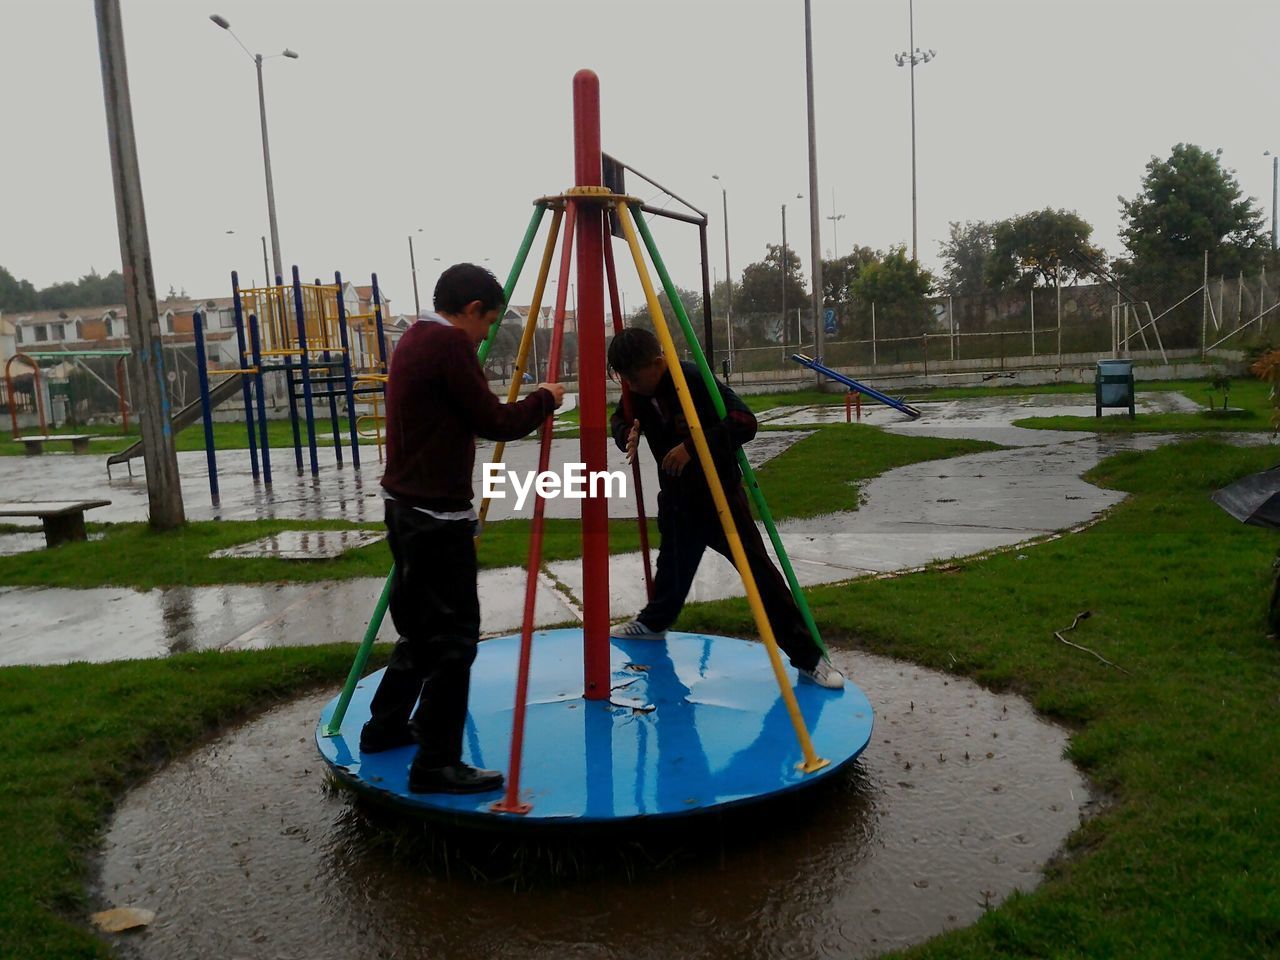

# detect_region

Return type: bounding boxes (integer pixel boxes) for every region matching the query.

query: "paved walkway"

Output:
[1,393,1267,667]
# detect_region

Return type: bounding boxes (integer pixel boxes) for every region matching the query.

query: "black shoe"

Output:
[359,720,417,754]
[408,761,505,795]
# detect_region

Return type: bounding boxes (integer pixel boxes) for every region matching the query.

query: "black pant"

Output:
[639,486,820,671]
[367,501,480,768]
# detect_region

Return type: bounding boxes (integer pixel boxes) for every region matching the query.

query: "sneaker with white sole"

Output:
[610,619,668,640]
[798,656,845,689]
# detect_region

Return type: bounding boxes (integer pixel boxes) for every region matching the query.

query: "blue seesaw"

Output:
[790,353,922,420]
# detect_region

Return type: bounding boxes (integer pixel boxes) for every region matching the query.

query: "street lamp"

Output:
[893,0,935,263]
[712,174,734,371]
[826,188,845,258]
[408,228,423,316]
[210,13,298,284]
[1266,151,1278,250]
[781,193,803,350]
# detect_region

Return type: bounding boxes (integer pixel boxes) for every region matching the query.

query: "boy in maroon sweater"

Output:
[360,263,565,795]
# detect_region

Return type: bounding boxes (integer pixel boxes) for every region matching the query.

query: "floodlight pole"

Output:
[95,0,185,529]
[803,0,825,378]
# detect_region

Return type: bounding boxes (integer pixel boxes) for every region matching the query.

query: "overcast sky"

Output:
[3,0,1278,316]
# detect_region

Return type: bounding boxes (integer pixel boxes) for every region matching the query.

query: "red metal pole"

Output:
[602,228,653,601]
[573,69,611,700]
[856,392,862,422]
[493,203,579,816]
[845,391,851,424]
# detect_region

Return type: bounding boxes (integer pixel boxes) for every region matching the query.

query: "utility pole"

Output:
[803,0,825,377]
[95,0,185,528]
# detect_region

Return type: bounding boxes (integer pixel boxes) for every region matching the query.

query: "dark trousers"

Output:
[639,485,820,671]
[367,500,480,768]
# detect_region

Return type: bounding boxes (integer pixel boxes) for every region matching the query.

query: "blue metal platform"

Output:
[316,629,874,827]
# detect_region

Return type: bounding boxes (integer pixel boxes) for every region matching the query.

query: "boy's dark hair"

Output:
[433,263,505,315]
[608,327,663,377]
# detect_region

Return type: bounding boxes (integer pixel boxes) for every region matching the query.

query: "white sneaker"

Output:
[798,656,845,689]
[610,619,668,640]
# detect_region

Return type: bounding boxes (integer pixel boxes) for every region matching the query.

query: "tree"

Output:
[733,244,808,345]
[848,246,935,339]
[1118,143,1268,293]
[630,284,702,334]
[822,245,880,313]
[0,266,38,310]
[937,221,998,296]
[986,209,1102,289]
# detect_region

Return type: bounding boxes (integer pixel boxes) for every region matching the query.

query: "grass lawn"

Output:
[0,426,991,589]
[6,438,1280,957]
[682,437,1280,959]
[1012,378,1275,434]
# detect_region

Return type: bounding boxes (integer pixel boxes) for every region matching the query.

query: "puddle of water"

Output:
[95,648,1090,960]
[208,530,385,560]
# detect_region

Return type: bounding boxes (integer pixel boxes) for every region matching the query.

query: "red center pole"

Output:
[573,69,610,700]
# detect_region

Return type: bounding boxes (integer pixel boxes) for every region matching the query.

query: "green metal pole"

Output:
[632,205,827,655]
[322,202,549,738]
[478,202,548,365]
[322,573,393,736]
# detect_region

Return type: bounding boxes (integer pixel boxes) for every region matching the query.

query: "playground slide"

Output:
[789,353,922,419]
[105,374,243,466]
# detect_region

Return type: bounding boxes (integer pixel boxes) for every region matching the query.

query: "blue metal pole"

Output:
[232,313,260,482]
[371,272,389,373]
[275,272,303,471]
[316,276,343,468]
[334,270,361,469]
[292,266,320,476]
[248,314,272,486]
[192,311,219,504]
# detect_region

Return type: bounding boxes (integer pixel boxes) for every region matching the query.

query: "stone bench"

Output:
[13,434,94,455]
[0,500,111,547]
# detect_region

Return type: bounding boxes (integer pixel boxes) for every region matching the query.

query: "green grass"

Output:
[0,518,657,589]
[0,425,992,589]
[1012,378,1274,433]
[6,438,1280,957]
[681,437,1280,959]
[0,646,366,959]
[751,424,997,519]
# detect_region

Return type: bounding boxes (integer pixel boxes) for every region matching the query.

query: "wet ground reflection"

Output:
[97,648,1091,960]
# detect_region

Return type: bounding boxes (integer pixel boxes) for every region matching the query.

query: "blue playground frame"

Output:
[790,353,922,419]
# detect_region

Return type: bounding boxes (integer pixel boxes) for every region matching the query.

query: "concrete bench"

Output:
[12,434,94,455]
[0,500,111,547]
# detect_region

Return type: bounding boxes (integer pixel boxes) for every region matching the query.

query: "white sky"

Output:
[2,0,1278,316]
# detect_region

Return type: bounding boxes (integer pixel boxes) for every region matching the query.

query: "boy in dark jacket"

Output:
[360,263,566,794]
[606,328,842,689]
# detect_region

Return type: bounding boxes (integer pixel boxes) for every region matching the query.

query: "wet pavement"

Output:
[3,393,1272,668]
[95,647,1092,960]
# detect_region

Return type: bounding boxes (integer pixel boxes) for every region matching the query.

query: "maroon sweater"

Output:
[381,318,554,511]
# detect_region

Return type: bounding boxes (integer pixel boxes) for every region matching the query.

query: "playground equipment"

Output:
[316,71,873,828]
[184,270,388,503]
[790,353,922,419]
[5,349,131,438]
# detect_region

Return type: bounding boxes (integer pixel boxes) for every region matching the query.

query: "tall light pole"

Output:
[210,14,297,284]
[712,174,733,370]
[1267,151,1279,250]
[826,188,846,257]
[894,0,935,263]
[803,0,826,373]
[408,228,422,316]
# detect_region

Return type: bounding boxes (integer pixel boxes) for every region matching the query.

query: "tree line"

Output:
[638,142,1278,349]
[0,266,126,312]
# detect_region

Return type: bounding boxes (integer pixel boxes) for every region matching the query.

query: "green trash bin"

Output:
[1095,359,1135,419]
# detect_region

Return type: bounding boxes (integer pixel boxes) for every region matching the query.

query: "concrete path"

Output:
[1,393,1268,667]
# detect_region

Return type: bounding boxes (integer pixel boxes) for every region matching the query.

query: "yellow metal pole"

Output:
[476,207,565,532]
[616,203,828,773]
